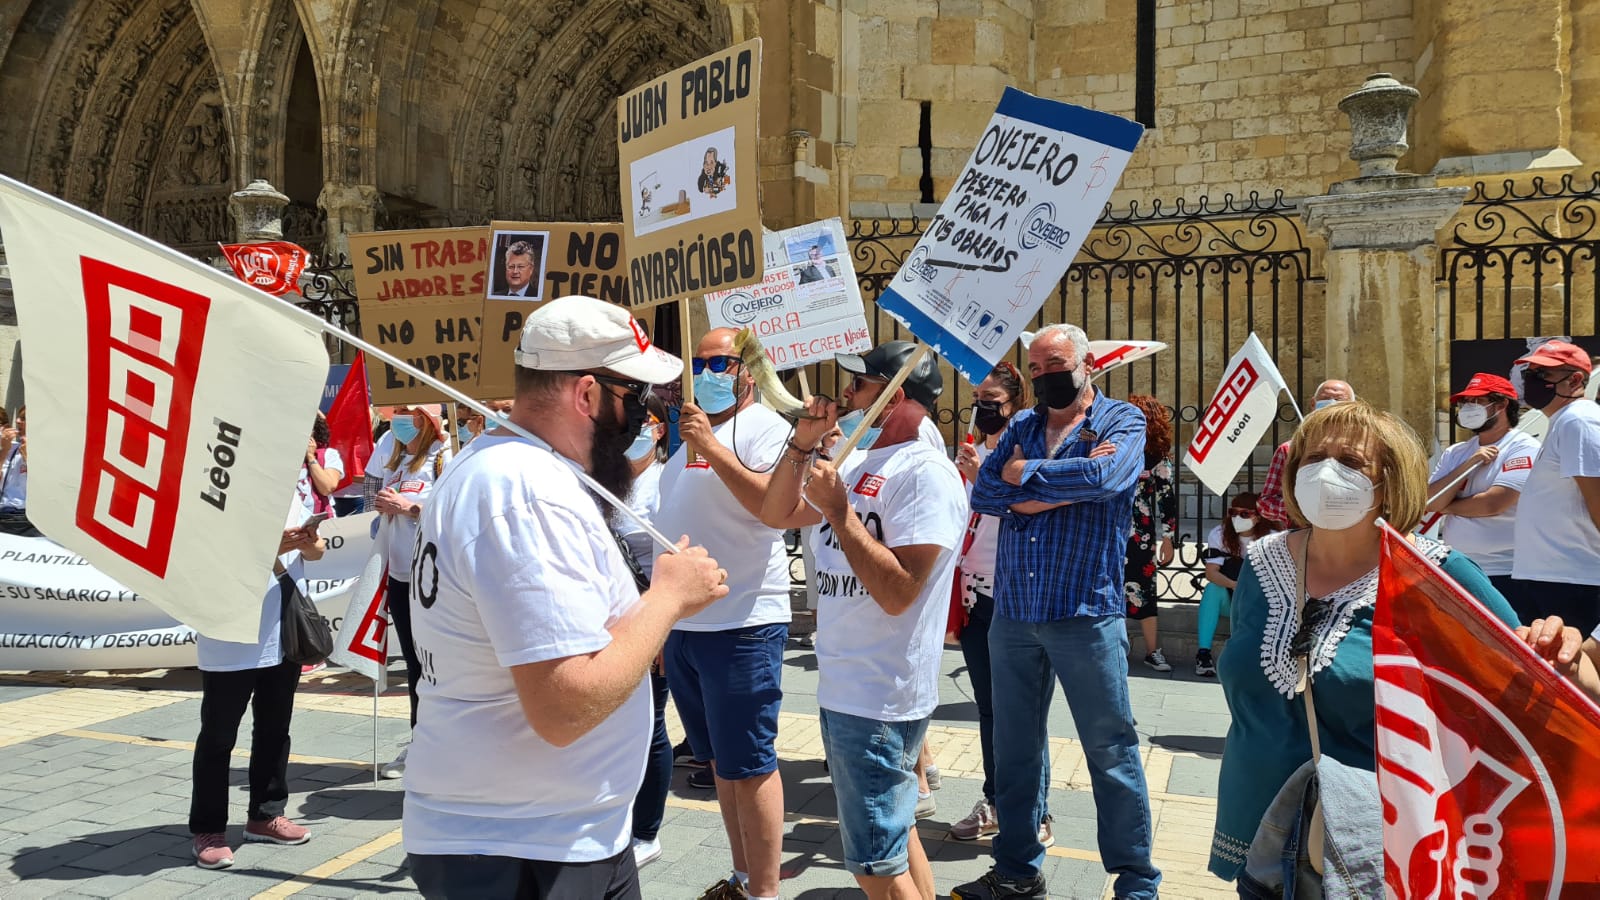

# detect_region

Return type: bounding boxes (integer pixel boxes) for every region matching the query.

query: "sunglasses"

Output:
[568,371,652,404]
[1228,508,1257,517]
[691,355,742,376]
[850,373,890,392]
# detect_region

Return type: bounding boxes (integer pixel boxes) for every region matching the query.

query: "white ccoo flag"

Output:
[0,175,330,642]
[1183,333,1292,495]
[328,517,390,688]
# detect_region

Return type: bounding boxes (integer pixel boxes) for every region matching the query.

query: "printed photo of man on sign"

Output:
[486,231,550,301]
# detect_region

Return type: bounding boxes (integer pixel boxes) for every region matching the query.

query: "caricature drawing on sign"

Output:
[629,127,738,236]
[697,146,730,197]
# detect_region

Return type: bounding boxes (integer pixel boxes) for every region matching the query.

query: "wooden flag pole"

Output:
[831,345,931,468]
[796,368,812,401]
[680,300,698,465]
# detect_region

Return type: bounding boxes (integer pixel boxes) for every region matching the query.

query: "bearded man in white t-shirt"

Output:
[402,295,729,899]
[761,341,967,900]
[652,326,794,900]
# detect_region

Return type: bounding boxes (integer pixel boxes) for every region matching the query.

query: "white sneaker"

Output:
[925,765,942,791]
[950,798,998,840]
[915,791,936,820]
[631,836,662,868]
[381,743,408,780]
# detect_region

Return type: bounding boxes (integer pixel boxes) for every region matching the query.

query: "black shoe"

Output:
[687,767,717,790]
[1195,649,1217,677]
[673,740,708,769]
[951,870,1047,899]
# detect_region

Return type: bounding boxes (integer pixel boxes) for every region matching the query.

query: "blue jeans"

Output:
[664,623,786,779]
[989,613,1160,899]
[818,708,928,877]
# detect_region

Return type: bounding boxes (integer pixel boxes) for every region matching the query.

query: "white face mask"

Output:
[1294,458,1379,531]
[1455,402,1490,431]
[1231,515,1256,534]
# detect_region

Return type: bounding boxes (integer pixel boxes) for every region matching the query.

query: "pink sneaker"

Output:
[244,816,310,845]
[192,833,233,869]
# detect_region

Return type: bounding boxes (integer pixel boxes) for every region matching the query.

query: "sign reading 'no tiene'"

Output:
[617,38,765,309]
[875,88,1142,385]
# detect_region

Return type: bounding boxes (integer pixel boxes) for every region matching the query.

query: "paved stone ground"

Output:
[0,642,1232,899]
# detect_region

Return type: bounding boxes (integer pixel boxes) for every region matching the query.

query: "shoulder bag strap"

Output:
[1295,532,1328,875]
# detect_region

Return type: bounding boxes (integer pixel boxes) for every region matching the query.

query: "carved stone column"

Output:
[227,179,290,243]
[317,183,383,259]
[1301,74,1467,442]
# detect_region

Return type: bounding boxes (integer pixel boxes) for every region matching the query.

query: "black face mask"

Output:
[588,393,639,524]
[1032,368,1085,411]
[1521,374,1566,411]
[973,399,1010,436]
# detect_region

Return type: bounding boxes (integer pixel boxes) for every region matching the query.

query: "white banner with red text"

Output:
[0,514,382,671]
[1183,332,1292,495]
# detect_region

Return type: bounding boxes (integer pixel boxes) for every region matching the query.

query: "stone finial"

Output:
[227,179,291,243]
[1338,73,1421,179]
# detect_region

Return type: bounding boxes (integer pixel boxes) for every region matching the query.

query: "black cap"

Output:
[836,341,943,410]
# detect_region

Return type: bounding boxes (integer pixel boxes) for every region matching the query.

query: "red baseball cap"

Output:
[1450,373,1518,403]
[1514,340,1593,374]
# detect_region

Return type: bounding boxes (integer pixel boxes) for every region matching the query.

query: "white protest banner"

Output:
[328,518,390,688]
[874,88,1143,385]
[704,219,871,369]
[0,513,380,671]
[1183,333,1293,495]
[0,175,330,642]
[617,38,764,309]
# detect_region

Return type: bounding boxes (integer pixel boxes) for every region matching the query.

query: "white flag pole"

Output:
[373,678,380,786]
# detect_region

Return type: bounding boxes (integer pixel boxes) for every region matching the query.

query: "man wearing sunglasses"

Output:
[401,296,729,899]
[1509,340,1600,634]
[653,327,795,900]
[760,341,967,900]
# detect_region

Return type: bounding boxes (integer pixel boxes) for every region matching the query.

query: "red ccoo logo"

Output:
[853,473,886,497]
[76,257,210,579]
[1188,359,1260,464]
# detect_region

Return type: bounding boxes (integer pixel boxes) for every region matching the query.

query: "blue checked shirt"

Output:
[971,395,1146,622]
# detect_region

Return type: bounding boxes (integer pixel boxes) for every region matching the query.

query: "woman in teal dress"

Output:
[1207,401,1521,881]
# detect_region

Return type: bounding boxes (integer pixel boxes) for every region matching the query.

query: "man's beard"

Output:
[588,399,638,526]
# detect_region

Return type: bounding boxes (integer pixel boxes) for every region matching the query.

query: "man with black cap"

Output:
[1510,339,1600,633]
[1425,372,1538,595]
[761,340,967,900]
[401,295,729,899]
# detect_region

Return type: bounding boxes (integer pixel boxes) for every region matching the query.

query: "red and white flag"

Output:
[1374,525,1600,897]
[326,352,374,492]
[1183,332,1291,495]
[328,518,389,689]
[0,176,330,642]
[219,241,311,296]
[1087,339,1167,377]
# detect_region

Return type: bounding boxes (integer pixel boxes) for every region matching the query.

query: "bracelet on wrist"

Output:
[786,439,817,455]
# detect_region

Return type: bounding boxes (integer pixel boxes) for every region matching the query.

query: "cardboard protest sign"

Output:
[348,227,491,404]
[476,222,632,397]
[703,219,871,369]
[617,38,764,309]
[875,88,1143,384]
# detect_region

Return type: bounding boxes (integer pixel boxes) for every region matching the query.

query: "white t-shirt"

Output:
[1513,400,1600,584]
[377,441,452,581]
[810,439,966,721]
[654,404,792,631]
[196,500,310,672]
[918,415,948,455]
[0,444,26,509]
[620,461,664,578]
[296,447,345,515]
[402,432,648,863]
[960,443,1000,577]
[365,431,396,477]
[1431,430,1540,576]
[1203,526,1260,578]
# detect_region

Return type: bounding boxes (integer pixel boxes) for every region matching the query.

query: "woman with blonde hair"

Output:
[375,403,453,779]
[1207,401,1521,887]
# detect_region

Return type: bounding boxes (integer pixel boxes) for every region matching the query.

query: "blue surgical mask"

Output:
[626,427,658,462]
[1314,398,1341,411]
[390,417,419,444]
[457,425,474,446]
[694,371,738,415]
[837,409,882,451]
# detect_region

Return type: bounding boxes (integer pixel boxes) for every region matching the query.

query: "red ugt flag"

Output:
[1374,525,1600,897]
[219,241,310,296]
[326,352,374,492]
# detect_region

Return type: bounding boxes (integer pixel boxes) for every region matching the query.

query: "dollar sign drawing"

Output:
[1009,260,1044,310]
[1082,150,1111,199]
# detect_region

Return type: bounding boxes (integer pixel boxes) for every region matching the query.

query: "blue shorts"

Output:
[664,623,786,780]
[818,708,929,878]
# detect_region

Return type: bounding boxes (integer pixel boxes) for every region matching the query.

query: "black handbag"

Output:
[277,570,333,666]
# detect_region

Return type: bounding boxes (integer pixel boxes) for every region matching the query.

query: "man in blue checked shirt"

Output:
[953,324,1161,900]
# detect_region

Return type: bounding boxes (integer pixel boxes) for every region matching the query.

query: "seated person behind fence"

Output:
[1195,490,1279,678]
[1207,401,1520,884]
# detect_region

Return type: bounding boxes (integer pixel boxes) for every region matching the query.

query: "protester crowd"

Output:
[133,295,1600,899]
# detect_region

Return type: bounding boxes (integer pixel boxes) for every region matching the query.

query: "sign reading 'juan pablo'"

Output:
[875,88,1143,384]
